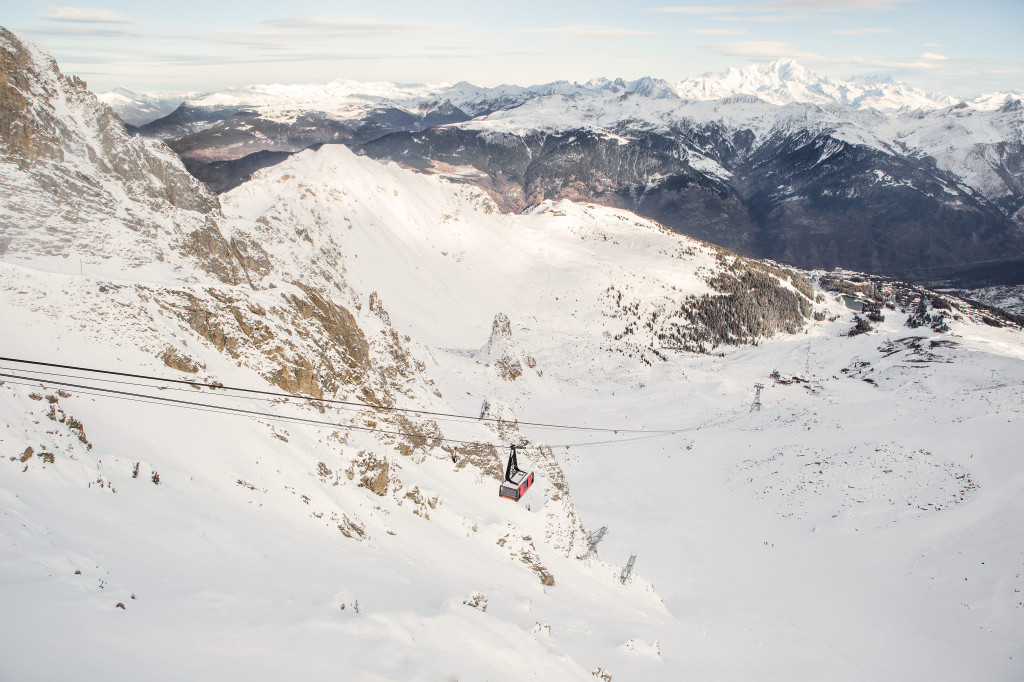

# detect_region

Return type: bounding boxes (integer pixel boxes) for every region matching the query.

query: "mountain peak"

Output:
[764,58,812,82]
[675,59,955,111]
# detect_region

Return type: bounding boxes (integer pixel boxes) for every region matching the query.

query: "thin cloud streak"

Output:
[828,27,895,35]
[688,28,747,35]
[39,7,140,24]
[751,0,920,11]
[204,17,448,50]
[648,0,918,17]
[515,25,661,38]
[23,25,145,39]
[261,17,438,36]
[645,6,742,13]
[710,40,823,60]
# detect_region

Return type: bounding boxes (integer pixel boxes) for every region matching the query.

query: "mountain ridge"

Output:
[104,57,1024,283]
[102,59,1023,122]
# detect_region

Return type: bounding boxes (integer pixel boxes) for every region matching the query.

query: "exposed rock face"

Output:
[0,27,236,278]
[160,347,203,374]
[478,313,538,381]
[0,32,65,163]
[450,441,505,481]
[352,452,392,496]
[497,525,555,586]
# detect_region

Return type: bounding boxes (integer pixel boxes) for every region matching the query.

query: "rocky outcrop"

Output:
[160,347,204,374]
[497,525,555,586]
[351,452,392,496]
[0,27,242,278]
[478,313,538,381]
[0,30,66,163]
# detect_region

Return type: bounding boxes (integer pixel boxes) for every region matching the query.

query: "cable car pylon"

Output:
[750,383,764,412]
[620,554,636,584]
[577,526,608,559]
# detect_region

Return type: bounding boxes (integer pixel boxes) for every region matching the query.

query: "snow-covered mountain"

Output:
[118,61,1024,282]
[674,59,962,111]
[3,28,1024,681]
[96,87,203,126]
[108,59,1021,126]
[355,92,1024,278]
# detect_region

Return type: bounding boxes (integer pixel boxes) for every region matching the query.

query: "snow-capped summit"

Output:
[587,76,680,100]
[674,58,959,110]
[969,91,1024,111]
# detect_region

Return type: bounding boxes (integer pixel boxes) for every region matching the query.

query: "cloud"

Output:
[261,17,436,36]
[688,28,747,35]
[208,18,441,50]
[23,25,143,39]
[422,38,479,54]
[710,40,823,60]
[751,0,919,11]
[920,52,948,61]
[39,7,139,24]
[648,0,918,16]
[646,5,742,13]
[828,27,894,35]
[517,25,661,38]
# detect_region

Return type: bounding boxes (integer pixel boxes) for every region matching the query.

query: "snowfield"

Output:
[2,29,1024,682]
[2,142,1023,681]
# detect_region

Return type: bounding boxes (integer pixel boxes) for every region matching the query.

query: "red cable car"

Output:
[498,444,534,501]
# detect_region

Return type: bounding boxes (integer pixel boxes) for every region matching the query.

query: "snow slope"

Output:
[2,31,1024,682]
[225,146,1024,680]
[3,136,1023,680]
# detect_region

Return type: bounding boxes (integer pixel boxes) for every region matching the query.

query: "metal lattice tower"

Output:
[620,554,636,584]
[750,383,765,412]
[586,526,608,554]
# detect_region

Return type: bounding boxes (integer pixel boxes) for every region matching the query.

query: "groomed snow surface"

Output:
[2,145,1023,681]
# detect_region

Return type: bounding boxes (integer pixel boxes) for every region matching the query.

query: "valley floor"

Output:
[425,296,1024,681]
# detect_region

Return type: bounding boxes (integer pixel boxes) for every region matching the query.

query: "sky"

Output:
[4,0,1023,97]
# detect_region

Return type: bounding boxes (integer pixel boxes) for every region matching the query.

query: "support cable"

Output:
[0,370,684,451]
[0,356,676,436]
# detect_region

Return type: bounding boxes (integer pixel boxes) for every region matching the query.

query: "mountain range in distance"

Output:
[102,60,1024,290]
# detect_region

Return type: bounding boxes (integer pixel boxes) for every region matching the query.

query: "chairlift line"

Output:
[0,356,677,436]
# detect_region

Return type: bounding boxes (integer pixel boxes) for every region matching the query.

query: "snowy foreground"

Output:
[2,145,1023,681]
